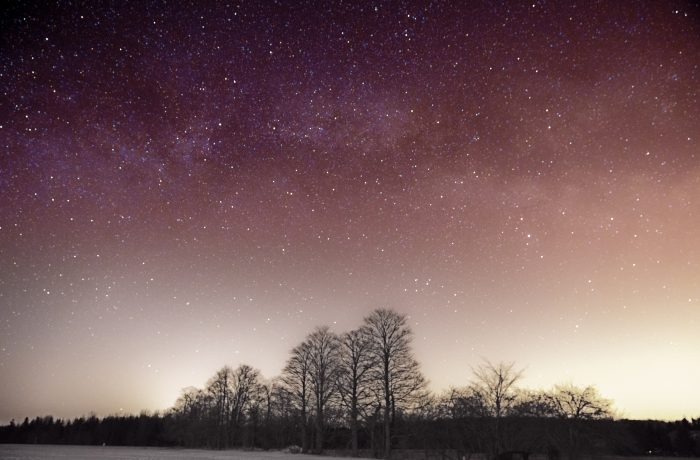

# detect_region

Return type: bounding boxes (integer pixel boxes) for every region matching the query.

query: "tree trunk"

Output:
[315,404,324,452]
[350,400,358,456]
[383,354,391,459]
[301,403,308,453]
[384,400,391,459]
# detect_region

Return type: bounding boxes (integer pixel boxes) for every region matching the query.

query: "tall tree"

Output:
[205,366,235,448]
[256,378,276,449]
[228,364,262,446]
[258,378,275,425]
[230,364,261,426]
[470,360,523,456]
[281,340,312,452]
[203,364,264,448]
[306,325,341,453]
[363,308,426,459]
[337,327,377,456]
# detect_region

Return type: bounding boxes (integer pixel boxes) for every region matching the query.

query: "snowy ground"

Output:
[0,444,372,460]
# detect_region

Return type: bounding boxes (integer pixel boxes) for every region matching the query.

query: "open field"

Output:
[0,444,372,460]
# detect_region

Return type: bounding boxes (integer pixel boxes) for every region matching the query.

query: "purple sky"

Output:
[1,1,699,422]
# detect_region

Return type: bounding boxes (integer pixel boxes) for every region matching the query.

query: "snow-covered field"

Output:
[0,444,369,460]
[1,447,693,460]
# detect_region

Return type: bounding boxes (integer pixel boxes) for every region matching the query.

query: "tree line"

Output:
[1,308,699,458]
[168,309,426,458]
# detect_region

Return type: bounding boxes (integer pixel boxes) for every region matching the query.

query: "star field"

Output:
[1,1,699,422]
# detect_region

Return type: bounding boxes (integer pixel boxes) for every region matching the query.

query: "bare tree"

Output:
[306,325,341,453]
[337,327,377,456]
[172,386,211,447]
[205,366,235,448]
[258,378,276,424]
[363,308,427,459]
[470,360,524,456]
[471,360,523,419]
[173,386,204,418]
[202,364,263,448]
[547,384,613,460]
[226,364,262,446]
[229,364,262,426]
[438,387,491,457]
[549,384,612,420]
[281,340,312,452]
[254,378,278,449]
[444,386,489,418]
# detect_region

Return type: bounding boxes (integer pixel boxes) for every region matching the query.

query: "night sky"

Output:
[1,1,699,423]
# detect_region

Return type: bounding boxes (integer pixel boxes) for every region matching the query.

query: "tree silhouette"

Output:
[281,339,312,452]
[172,386,209,446]
[306,325,341,453]
[337,327,377,456]
[205,366,235,448]
[200,364,263,448]
[470,360,524,456]
[547,383,613,460]
[229,364,263,446]
[363,308,427,459]
[549,384,612,420]
[0,310,644,457]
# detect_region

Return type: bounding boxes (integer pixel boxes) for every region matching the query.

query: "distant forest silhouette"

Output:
[1,309,699,458]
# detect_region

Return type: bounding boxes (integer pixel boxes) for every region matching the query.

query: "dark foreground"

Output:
[0,444,372,460]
